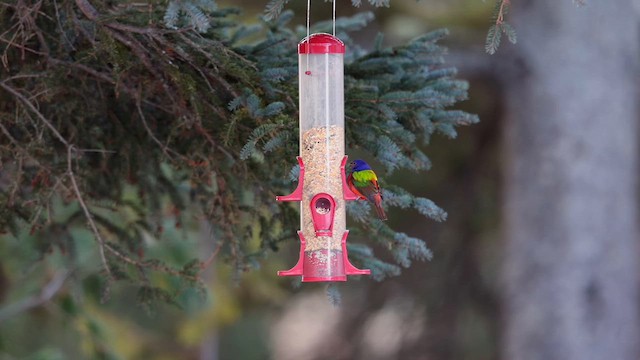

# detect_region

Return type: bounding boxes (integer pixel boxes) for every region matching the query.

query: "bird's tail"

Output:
[373,195,387,221]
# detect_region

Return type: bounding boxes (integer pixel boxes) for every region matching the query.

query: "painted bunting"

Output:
[347,159,387,220]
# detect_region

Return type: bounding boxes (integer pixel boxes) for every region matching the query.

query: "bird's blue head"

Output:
[350,159,372,172]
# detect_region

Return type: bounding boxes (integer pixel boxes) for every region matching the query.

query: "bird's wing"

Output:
[352,170,382,202]
[347,173,367,200]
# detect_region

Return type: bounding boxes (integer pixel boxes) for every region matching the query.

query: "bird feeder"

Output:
[276,33,370,282]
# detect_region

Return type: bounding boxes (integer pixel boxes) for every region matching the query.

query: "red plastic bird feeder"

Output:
[276,33,370,282]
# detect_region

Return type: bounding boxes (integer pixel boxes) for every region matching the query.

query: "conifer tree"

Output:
[0,0,477,305]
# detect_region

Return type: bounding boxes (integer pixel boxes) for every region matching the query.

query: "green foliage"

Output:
[485,24,502,55]
[336,27,475,273]
[485,0,517,54]
[163,0,220,32]
[264,0,291,21]
[0,0,476,314]
[485,22,517,55]
[345,29,478,169]
[136,285,180,316]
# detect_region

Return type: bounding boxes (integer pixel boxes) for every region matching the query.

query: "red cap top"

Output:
[298,33,345,54]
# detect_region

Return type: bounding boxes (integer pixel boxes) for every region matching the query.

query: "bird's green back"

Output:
[352,169,377,187]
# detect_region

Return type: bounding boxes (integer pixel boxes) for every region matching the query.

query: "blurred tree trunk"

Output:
[502,2,640,360]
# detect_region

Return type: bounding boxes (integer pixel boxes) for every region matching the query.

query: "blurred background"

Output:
[1,1,638,359]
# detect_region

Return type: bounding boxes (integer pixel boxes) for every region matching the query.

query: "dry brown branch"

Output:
[74,0,99,20]
[7,155,23,207]
[74,0,180,107]
[496,0,510,25]
[29,176,65,230]
[102,241,199,282]
[199,244,222,272]
[199,227,223,272]
[0,81,69,147]
[0,35,46,56]
[0,122,24,149]
[0,118,54,176]
[135,98,184,160]
[105,29,157,72]
[177,33,242,98]
[148,40,222,108]
[67,145,112,280]
[52,0,76,51]
[75,0,160,34]
[48,58,116,84]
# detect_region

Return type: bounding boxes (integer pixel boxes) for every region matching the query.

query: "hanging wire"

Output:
[332,0,336,36]
[305,0,310,73]
[306,0,311,42]
[306,0,337,38]
[305,0,338,74]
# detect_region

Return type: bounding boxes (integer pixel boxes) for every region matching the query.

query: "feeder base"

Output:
[277,231,370,282]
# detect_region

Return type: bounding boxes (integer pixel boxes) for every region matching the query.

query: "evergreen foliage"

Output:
[164,0,217,33]
[485,0,517,54]
[485,0,586,54]
[0,0,477,307]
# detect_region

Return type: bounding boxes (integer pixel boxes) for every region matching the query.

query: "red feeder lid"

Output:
[298,33,345,54]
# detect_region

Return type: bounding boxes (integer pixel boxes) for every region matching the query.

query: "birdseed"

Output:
[300,125,345,252]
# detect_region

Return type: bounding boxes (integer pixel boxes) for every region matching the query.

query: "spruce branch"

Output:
[485,0,517,54]
[264,0,290,21]
[163,0,217,33]
[485,24,501,55]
